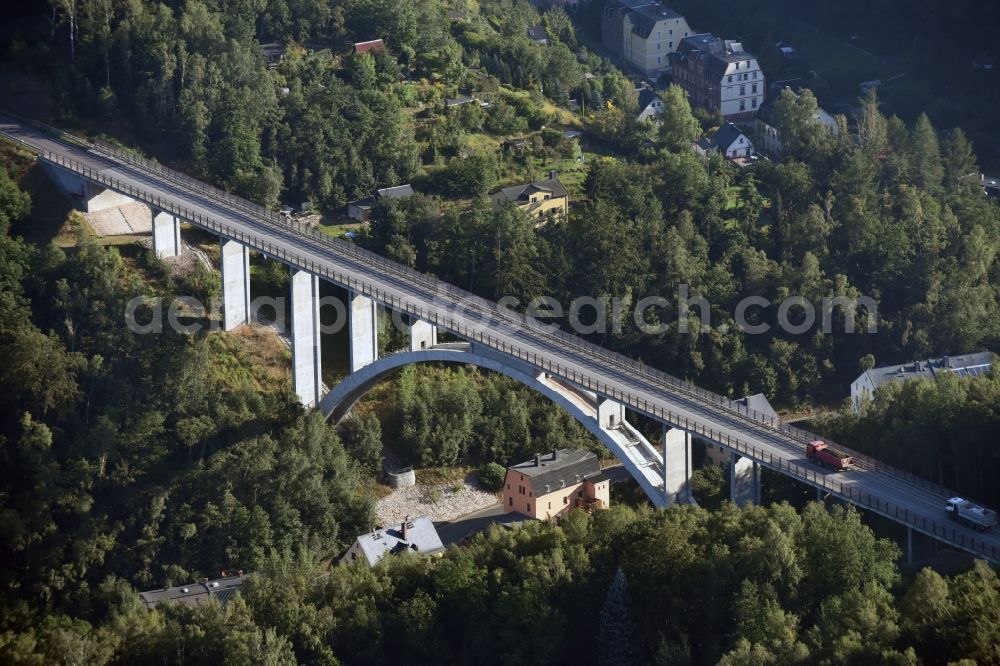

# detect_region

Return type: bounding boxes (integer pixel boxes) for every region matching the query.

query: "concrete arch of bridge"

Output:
[317,344,625,464]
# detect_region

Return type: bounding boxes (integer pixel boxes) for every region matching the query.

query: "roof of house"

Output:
[735,393,777,419]
[376,184,415,199]
[637,88,663,113]
[708,122,748,150]
[527,25,548,42]
[139,575,248,609]
[491,178,568,207]
[855,352,994,390]
[503,137,529,148]
[354,39,385,54]
[562,129,583,139]
[445,95,477,107]
[507,449,603,496]
[352,516,445,566]
[608,1,684,39]
[347,196,375,211]
[675,33,755,80]
[447,10,466,20]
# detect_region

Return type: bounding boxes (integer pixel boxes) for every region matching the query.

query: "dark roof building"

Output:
[672,33,764,121]
[528,25,549,44]
[490,177,570,222]
[851,351,994,412]
[503,449,610,518]
[139,574,248,609]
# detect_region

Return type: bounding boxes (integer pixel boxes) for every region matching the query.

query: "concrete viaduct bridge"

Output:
[3,115,998,564]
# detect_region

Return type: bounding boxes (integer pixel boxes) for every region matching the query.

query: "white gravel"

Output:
[85,202,152,235]
[375,474,499,526]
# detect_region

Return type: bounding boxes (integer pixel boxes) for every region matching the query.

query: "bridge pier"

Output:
[220,239,251,331]
[290,269,322,407]
[152,210,182,258]
[662,426,693,506]
[349,291,378,373]
[408,318,437,351]
[730,453,761,507]
[597,397,625,428]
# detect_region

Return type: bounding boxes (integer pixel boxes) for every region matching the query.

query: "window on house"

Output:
[752,83,758,93]
[740,99,746,111]
[509,497,513,506]
[577,491,583,498]
[740,85,745,95]
[735,62,740,69]
[728,75,733,83]
[657,56,661,64]
[752,97,758,108]
[669,41,673,48]
[527,503,531,512]
[669,29,673,35]
[563,496,568,505]
[657,43,661,51]
[753,71,757,79]
[657,31,661,38]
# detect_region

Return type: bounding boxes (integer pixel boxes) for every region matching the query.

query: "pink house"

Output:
[502,449,610,520]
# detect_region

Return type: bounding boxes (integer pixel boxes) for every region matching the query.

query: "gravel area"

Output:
[86,202,152,235]
[375,474,499,526]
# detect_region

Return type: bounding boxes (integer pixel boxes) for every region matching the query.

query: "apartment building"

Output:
[601,1,692,78]
[672,33,764,122]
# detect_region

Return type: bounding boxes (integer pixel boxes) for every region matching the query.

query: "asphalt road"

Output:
[3,117,996,562]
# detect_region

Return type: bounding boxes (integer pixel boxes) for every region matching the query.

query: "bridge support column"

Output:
[662,426,693,506]
[290,269,322,407]
[730,453,761,507]
[597,398,625,429]
[152,210,182,258]
[349,292,378,373]
[408,318,437,351]
[220,239,250,331]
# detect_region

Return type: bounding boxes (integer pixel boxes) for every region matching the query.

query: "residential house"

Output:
[694,122,754,158]
[672,33,765,122]
[704,394,776,465]
[601,0,692,78]
[139,574,248,610]
[491,176,569,223]
[347,184,415,221]
[850,352,993,412]
[755,83,838,158]
[341,516,445,566]
[502,137,529,152]
[354,39,385,54]
[261,42,285,68]
[447,10,467,21]
[636,87,664,122]
[528,25,549,45]
[982,174,1000,201]
[503,449,610,519]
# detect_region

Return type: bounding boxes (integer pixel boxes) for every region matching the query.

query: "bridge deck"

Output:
[3,116,997,562]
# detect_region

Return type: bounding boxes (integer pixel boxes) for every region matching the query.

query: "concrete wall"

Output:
[290,269,322,406]
[731,453,761,507]
[152,210,181,258]
[83,181,137,213]
[663,426,693,505]
[349,292,378,372]
[220,239,250,330]
[597,398,625,429]
[409,318,437,351]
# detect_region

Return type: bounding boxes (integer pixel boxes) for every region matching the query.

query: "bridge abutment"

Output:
[662,426,693,505]
[152,210,182,258]
[220,239,251,331]
[349,292,378,372]
[291,269,322,407]
[730,453,761,507]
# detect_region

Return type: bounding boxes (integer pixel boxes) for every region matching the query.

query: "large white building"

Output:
[850,352,993,412]
[601,1,692,78]
[671,33,764,122]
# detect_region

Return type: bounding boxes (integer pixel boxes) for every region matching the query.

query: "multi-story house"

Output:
[490,177,569,224]
[601,1,692,78]
[503,449,610,520]
[672,33,764,122]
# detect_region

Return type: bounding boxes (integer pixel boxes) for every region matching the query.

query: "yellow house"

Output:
[490,177,569,223]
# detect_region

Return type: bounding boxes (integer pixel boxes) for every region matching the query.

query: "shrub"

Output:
[478,462,506,492]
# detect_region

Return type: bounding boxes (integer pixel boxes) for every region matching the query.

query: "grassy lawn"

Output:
[317,220,365,238]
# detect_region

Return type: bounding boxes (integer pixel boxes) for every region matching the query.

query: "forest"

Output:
[1,0,1000,663]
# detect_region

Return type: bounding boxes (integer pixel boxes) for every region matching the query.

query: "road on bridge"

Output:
[3,116,997,562]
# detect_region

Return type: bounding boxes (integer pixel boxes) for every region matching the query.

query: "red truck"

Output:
[806,441,852,470]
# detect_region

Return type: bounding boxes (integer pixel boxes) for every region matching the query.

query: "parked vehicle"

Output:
[806,441,852,470]
[946,497,997,532]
